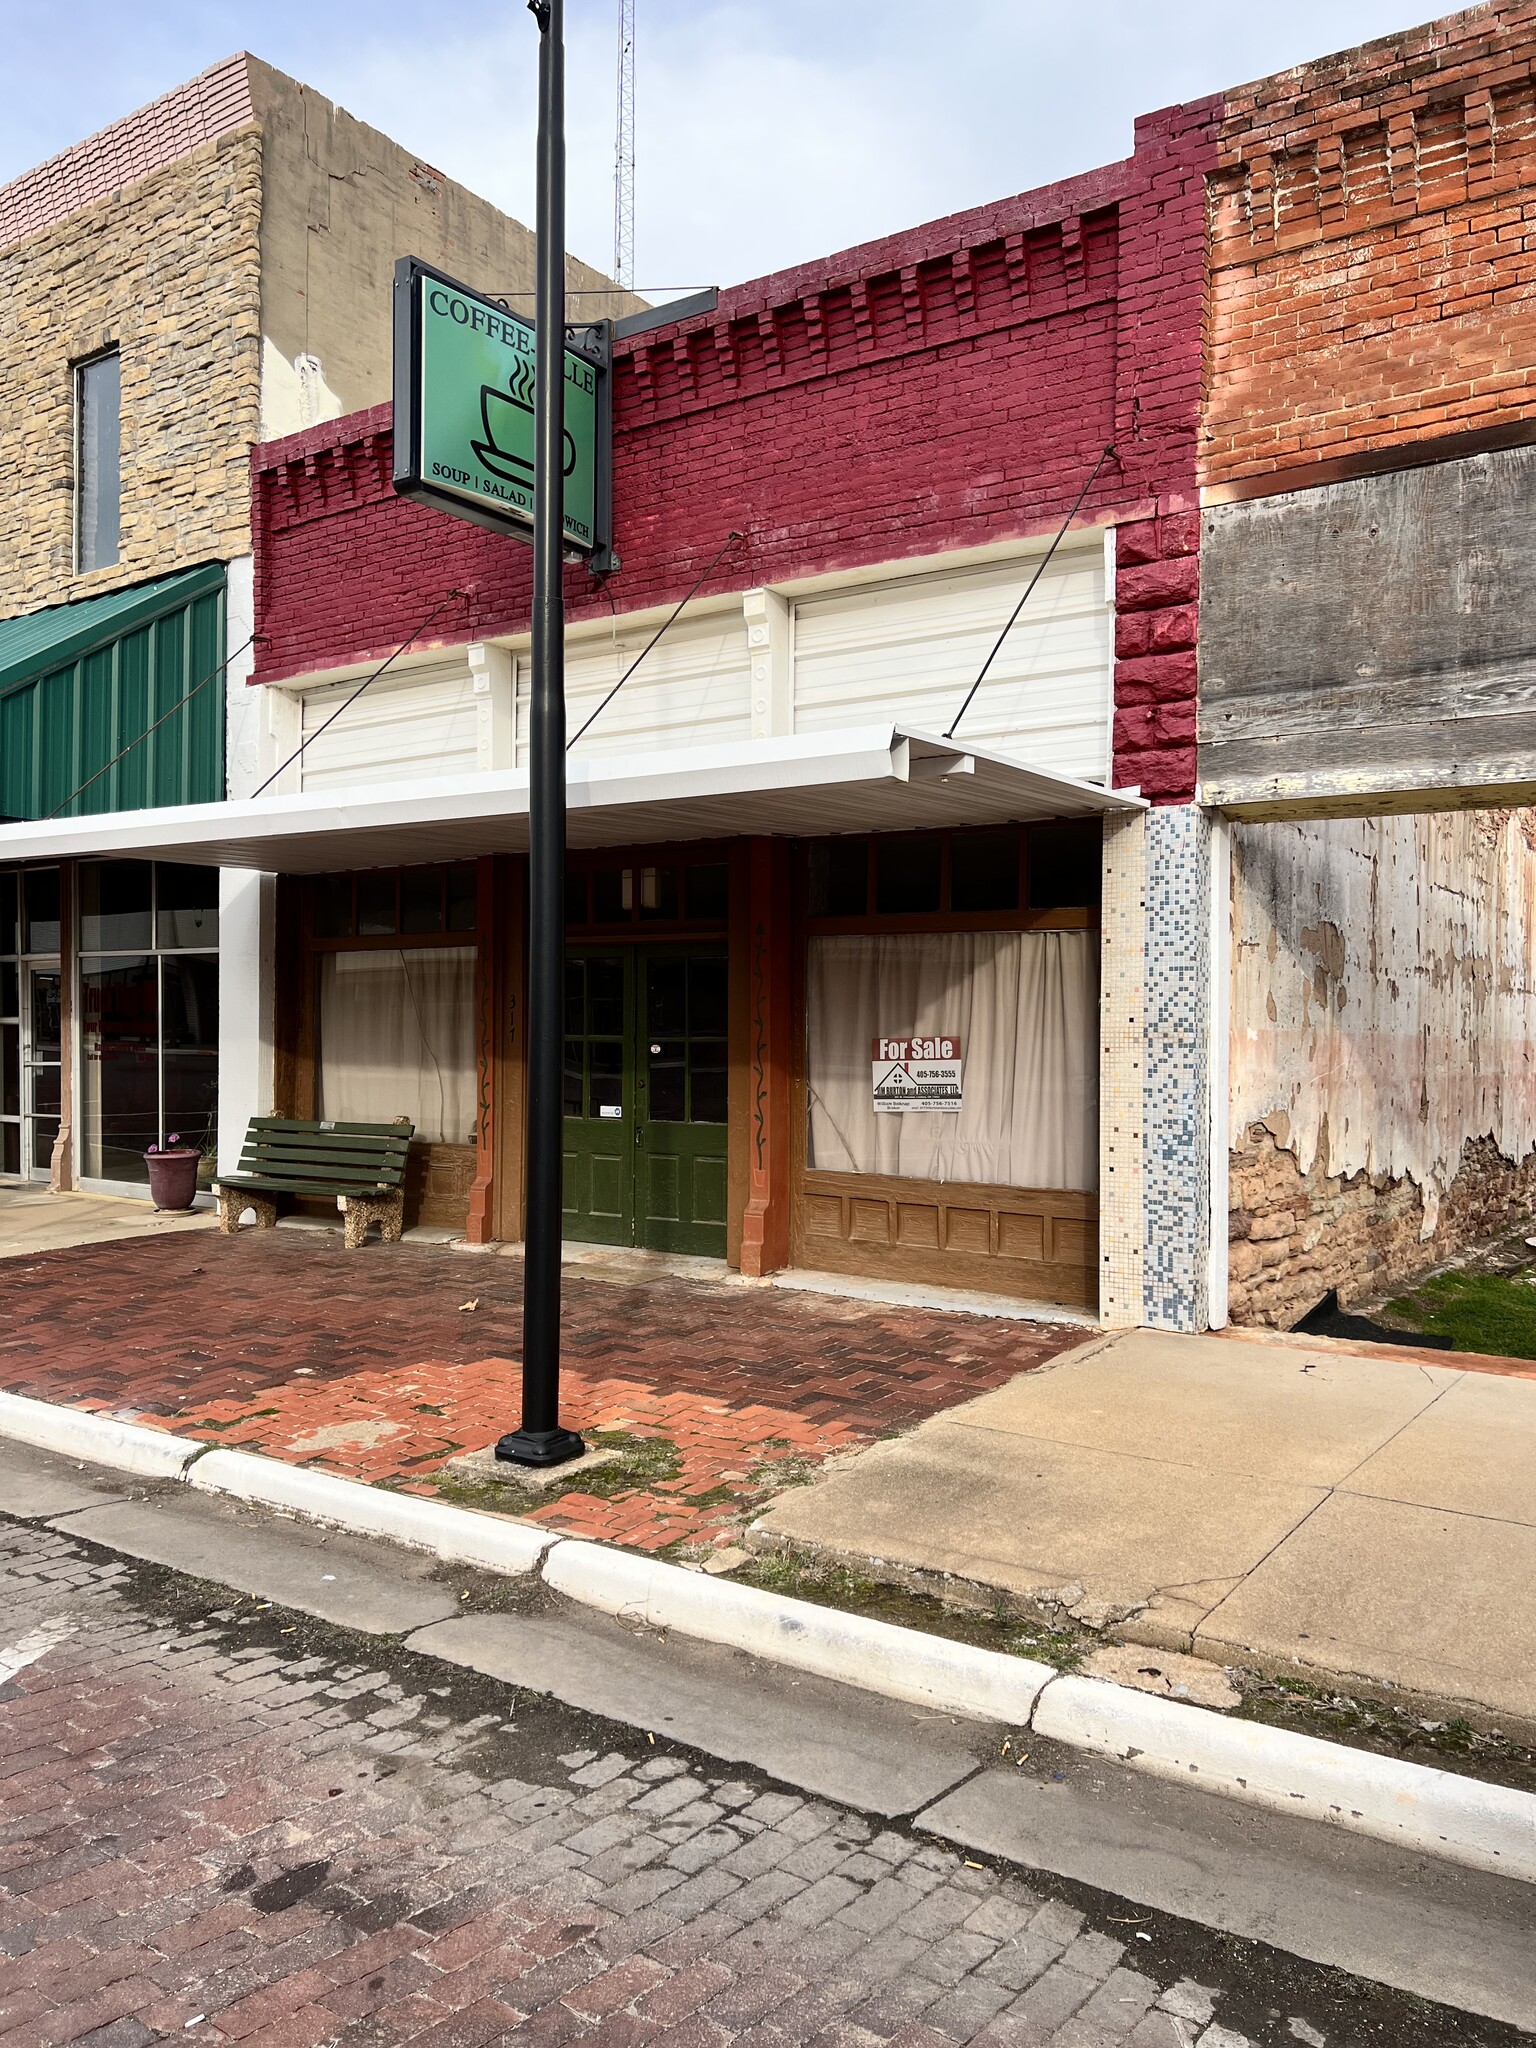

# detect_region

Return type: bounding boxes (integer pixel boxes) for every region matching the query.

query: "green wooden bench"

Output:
[213,1117,415,1249]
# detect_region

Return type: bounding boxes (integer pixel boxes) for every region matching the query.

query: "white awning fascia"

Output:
[0,725,1144,875]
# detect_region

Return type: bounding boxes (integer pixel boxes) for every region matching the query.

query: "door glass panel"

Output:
[31,1118,58,1173]
[563,1039,584,1116]
[2,1024,17,1116]
[649,1043,687,1122]
[2,1124,17,1175]
[31,971,61,1058]
[589,1039,624,1115]
[587,957,624,1037]
[80,957,157,1182]
[647,955,687,1035]
[564,958,586,1033]
[690,1042,728,1124]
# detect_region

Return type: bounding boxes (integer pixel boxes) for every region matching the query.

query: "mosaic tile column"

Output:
[1098,811,1147,1326]
[1142,803,1213,1330]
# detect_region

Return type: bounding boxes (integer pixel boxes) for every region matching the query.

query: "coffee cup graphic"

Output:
[473,360,576,483]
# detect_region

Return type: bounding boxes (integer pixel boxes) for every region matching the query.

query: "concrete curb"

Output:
[187,1449,556,1576]
[1031,1674,1536,1882]
[543,1538,1058,1724]
[0,1391,203,1480]
[3,1399,1534,1884]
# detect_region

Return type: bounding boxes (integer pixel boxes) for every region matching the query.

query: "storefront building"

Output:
[0,53,628,1200]
[3,94,1221,1326]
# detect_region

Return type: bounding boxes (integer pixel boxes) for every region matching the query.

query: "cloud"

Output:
[6,0,1423,295]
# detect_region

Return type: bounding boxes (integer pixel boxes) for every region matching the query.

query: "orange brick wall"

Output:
[1204,2,1536,491]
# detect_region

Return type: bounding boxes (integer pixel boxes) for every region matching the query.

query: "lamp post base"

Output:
[495,1425,587,1468]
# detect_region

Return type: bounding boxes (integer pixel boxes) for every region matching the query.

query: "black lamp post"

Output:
[497,0,585,1469]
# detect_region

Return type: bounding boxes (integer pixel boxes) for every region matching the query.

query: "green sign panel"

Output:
[392,257,611,557]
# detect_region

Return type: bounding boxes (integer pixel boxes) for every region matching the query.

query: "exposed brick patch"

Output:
[1228,1125,1536,1330]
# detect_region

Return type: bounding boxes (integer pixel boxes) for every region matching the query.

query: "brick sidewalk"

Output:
[0,1233,1082,1554]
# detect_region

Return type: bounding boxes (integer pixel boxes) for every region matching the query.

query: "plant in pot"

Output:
[144,1132,201,1212]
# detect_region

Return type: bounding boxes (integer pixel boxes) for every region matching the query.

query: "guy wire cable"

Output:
[568,529,744,750]
[945,444,1116,739]
[250,589,470,798]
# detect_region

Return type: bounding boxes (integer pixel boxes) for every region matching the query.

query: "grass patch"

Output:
[429,1429,682,1518]
[733,1547,1085,1670]
[1386,1268,1536,1359]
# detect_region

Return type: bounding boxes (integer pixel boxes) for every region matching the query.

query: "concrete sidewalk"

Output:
[0,1183,217,1258]
[750,1327,1536,1735]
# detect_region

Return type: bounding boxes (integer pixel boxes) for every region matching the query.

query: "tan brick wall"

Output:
[1228,1123,1536,1328]
[1204,4,1536,491]
[0,127,262,618]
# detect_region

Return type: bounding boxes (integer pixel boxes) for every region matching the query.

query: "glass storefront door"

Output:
[23,965,61,1179]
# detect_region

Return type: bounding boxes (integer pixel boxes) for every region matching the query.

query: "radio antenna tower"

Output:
[613,0,636,292]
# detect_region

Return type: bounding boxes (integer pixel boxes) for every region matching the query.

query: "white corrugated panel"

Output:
[525,609,751,764]
[297,660,478,791]
[792,541,1109,783]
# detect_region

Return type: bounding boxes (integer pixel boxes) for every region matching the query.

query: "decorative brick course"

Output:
[1206,3,1536,492]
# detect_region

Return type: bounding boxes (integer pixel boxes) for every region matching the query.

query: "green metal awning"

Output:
[0,563,227,820]
[0,563,225,693]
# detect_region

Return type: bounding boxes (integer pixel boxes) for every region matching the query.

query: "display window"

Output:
[77,859,219,1187]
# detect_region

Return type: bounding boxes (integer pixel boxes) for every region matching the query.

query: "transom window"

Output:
[804,822,1101,929]
[310,863,479,942]
[565,856,729,931]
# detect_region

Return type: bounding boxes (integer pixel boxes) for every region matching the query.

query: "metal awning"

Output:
[0,725,1143,874]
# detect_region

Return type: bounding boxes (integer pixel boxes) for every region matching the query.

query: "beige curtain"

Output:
[318,947,477,1145]
[806,931,1098,1190]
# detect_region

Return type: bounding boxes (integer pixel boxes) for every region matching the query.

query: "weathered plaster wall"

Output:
[1199,446,1536,811]
[1228,811,1536,1324]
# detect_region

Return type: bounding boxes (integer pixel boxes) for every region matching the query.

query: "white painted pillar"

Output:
[217,870,276,1175]
[744,588,792,739]
[469,642,515,770]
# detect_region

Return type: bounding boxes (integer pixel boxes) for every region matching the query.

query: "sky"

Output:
[4,0,1426,298]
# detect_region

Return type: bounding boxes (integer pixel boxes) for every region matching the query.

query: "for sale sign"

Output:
[871,1035,963,1113]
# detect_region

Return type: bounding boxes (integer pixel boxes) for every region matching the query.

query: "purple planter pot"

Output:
[145,1149,201,1212]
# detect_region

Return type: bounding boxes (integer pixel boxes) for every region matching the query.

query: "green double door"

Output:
[563,947,729,1257]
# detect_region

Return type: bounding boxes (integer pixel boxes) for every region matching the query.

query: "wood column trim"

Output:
[465,856,500,1243]
[739,836,792,1277]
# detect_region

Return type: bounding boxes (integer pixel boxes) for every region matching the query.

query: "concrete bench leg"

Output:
[216,1190,275,1234]
[339,1192,405,1249]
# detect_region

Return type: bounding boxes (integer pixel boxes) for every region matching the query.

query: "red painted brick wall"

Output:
[1206,3,1536,492]
[252,100,1217,801]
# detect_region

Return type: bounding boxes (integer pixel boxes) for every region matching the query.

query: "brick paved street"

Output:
[0,1232,1081,1551]
[1,1513,1502,2048]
